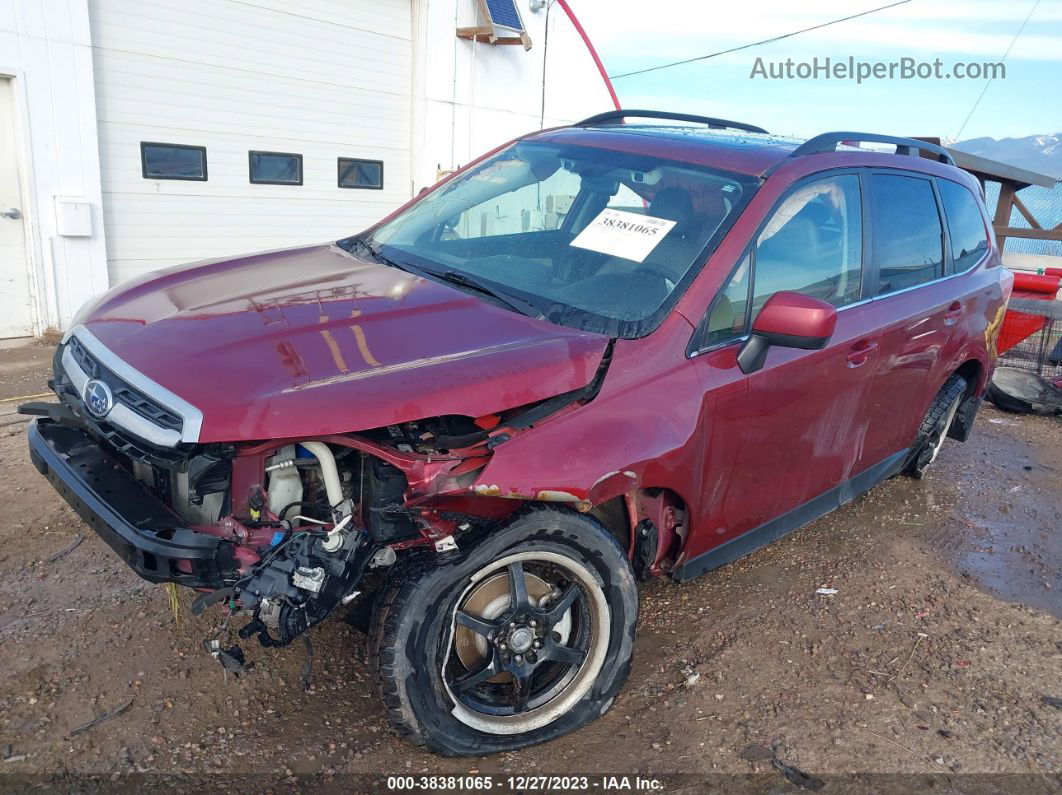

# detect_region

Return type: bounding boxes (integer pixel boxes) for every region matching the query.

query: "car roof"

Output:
[530,124,795,177]
[530,121,960,181]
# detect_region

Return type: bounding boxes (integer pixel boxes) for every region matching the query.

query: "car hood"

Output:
[77,243,609,442]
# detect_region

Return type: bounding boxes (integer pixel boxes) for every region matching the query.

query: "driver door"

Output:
[684,172,883,567]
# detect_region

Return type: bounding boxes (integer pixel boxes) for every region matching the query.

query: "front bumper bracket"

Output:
[27,419,235,588]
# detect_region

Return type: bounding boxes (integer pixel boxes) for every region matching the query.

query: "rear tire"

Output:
[370,506,638,756]
[903,374,967,479]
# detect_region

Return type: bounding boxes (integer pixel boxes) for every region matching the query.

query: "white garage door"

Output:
[89,0,413,284]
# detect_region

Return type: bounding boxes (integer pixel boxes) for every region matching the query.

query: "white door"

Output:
[0,78,34,339]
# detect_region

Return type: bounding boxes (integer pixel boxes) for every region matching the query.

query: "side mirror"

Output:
[737,291,837,374]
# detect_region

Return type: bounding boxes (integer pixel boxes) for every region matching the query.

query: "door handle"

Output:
[1,207,21,220]
[944,301,964,325]
[846,340,878,367]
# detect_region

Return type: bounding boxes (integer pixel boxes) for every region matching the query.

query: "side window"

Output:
[870,174,943,295]
[702,253,751,348]
[751,174,863,316]
[938,179,989,272]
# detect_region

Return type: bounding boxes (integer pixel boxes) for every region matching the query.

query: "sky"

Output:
[575,0,1062,142]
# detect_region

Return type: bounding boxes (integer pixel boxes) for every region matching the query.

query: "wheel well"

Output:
[587,488,689,577]
[954,359,983,396]
[588,496,631,555]
[948,359,984,442]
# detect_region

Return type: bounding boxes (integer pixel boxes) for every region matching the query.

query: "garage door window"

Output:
[338,158,383,190]
[141,142,207,181]
[249,151,302,185]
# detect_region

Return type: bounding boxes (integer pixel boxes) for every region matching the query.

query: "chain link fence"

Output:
[984,182,1062,258]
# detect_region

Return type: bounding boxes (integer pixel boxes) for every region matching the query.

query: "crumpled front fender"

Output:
[469,349,704,512]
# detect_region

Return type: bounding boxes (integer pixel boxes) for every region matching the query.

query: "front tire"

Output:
[903,374,967,479]
[371,506,638,756]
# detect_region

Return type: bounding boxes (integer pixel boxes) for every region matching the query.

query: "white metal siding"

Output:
[89,0,412,283]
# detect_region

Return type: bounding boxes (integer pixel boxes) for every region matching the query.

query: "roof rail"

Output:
[790,132,955,166]
[574,109,768,135]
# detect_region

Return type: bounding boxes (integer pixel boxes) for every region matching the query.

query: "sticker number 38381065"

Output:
[569,208,676,264]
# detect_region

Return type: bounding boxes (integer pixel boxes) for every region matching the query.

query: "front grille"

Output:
[111,386,183,431]
[65,336,184,433]
[67,335,100,378]
[94,419,190,464]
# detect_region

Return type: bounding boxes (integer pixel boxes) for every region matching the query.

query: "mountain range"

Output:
[952,133,1062,180]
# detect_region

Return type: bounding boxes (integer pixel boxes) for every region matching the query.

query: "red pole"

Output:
[554,0,621,110]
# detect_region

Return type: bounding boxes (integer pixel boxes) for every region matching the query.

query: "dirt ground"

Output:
[0,344,1059,790]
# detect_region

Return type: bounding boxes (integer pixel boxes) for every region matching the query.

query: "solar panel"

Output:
[484,0,523,31]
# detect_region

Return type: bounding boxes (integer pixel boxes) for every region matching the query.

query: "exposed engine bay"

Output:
[142,419,491,651]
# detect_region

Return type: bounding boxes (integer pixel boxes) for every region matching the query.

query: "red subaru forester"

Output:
[23,110,1011,755]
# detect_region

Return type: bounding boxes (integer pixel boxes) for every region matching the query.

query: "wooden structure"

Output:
[915,138,1060,248]
[949,149,1060,248]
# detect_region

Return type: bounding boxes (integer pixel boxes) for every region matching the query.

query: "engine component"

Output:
[433,535,458,553]
[235,525,374,647]
[298,441,347,514]
[369,546,397,569]
[266,444,303,519]
[365,457,418,542]
[204,638,252,677]
[293,566,326,594]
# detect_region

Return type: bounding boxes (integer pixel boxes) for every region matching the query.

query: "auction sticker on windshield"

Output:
[570,209,676,263]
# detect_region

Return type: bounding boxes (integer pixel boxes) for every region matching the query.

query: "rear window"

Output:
[938,179,989,272]
[870,173,943,295]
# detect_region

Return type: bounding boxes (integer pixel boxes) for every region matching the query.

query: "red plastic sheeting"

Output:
[997,272,1059,354]
[1012,272,1061,294]
[998,309,1047,354]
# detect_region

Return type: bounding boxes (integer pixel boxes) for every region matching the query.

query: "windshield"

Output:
[366,140,759,337]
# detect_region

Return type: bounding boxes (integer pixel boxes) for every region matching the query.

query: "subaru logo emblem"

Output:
[83,379,113,419]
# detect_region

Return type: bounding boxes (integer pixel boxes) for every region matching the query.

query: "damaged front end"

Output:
[25,409,495,649]
[198,426,495,649]
[24,338,616,656]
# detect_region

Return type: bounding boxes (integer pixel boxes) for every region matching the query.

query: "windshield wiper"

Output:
[337,234,373,258]
[431,270,544,319]
[339,236,542,318]
[338,235,413,272]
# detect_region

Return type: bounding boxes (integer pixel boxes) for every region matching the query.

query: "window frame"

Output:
[863,168,949,297]
[140,142,208,182]
[689,168,870,357]
[338,157,384,190]
[935,175,991,276]
[248,150,303,186]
